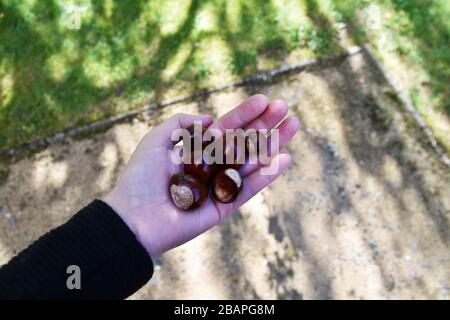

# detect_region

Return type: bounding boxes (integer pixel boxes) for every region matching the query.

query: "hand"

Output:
[104,94,300,258]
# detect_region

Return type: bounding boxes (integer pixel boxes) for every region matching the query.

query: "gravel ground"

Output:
[1,51,449,299]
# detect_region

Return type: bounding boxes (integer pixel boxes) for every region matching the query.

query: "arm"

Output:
[0,95,300,299]
[0,200,152,299]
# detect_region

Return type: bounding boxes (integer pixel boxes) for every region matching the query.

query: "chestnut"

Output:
[169,173,208,210]
[245,134,259,158]
[224,142,246,170]
[186,124,209,149]
[212,168,243,203]
[184,151,217,183]
[222,134,247,170]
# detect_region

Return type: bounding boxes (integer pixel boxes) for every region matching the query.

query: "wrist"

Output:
[103,191,146,253]
[103,190,164,259]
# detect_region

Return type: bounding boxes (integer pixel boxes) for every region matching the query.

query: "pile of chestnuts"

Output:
[169,125,247,211]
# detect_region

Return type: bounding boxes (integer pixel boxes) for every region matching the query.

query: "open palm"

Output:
[105,95,300,258]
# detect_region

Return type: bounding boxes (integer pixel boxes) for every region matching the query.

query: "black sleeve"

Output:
[0,200,153,300]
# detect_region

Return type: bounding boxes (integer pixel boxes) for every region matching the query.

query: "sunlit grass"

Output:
[0,0,449,153]
[325,0,450,152]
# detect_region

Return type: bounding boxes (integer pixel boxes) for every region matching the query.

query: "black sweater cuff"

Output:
[0,200,153,299]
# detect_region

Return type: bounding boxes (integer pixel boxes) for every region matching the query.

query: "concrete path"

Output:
[1,51,449,299]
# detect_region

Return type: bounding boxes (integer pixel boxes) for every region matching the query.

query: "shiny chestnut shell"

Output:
[212,168,243,203]
[186,124,209,150]
[184,151,217,183]
[169,173,208,210]
[222,135,247,170]
[245,134,259,158]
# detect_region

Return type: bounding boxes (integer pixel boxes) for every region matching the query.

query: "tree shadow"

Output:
[2,0,449,155]
[0,0,348,153]
[0,0,203,150]
[268,211,331,299]
[390,0,450,112]
[216,0,289,76]
[304,0,341,54]
[332,0,450,113]
[333,53,450,245]
[215,210,261,299]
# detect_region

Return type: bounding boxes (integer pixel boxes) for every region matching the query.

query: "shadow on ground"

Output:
[1,50,449,299]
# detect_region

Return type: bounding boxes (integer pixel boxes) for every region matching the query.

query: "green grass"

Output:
[331,0,450,110]
[0,0,449,152]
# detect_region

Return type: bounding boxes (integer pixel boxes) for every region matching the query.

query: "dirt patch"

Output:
[1,52,449,299]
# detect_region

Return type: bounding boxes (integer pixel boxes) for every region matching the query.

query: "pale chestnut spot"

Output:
[170,184,194,210]
[169,171,209,210]
[224,168,242,188]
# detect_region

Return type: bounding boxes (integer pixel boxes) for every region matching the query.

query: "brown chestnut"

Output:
[245,134,259,158]
[222,134,247,170]
[186,124,209,150]
[184,151,217,183]
[212,168,243,203]
[169,173,208,210]
[224,143,246,170]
